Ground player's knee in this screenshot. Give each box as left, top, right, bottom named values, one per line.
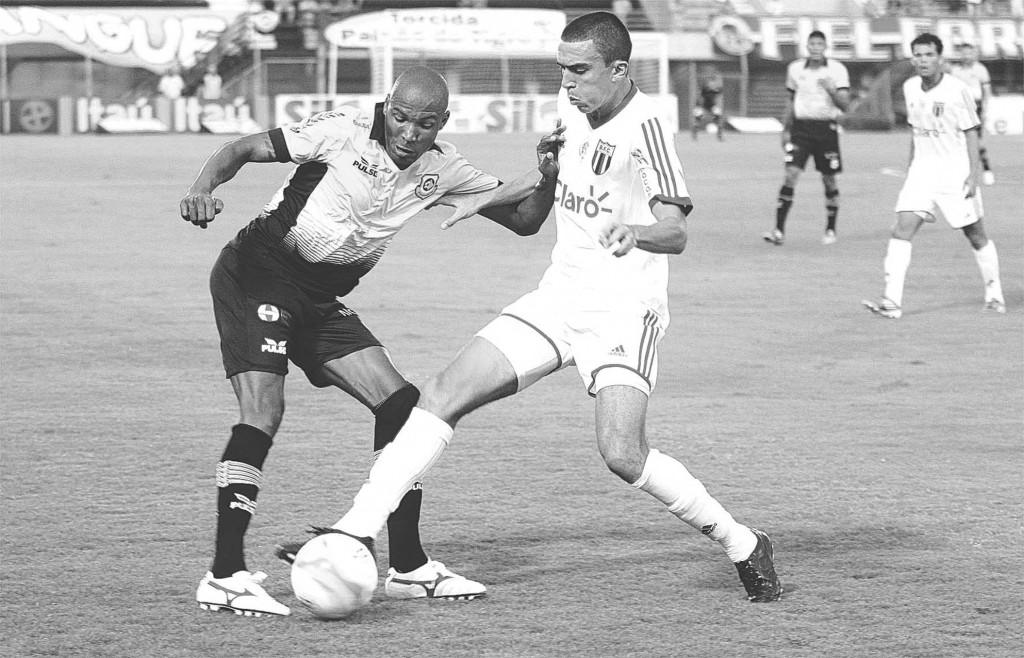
left=601, top=448, right=643, bottom=483
left=238, top=401, right=284, bottom=436
left=418, top=374, right=471, bottom=426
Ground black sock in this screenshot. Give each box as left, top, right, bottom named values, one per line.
left=211, top=424, right=272, bottom=578
left=979, top=146, right=991, bottom=172
left=776, top=185, right=794, bottom=232
left=825, top=188, right=839, bottom=232
left=373, top=384, right=429, bottom=573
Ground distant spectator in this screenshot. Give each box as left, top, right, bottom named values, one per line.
left=158, top=64, right=186, bottom=100
left=201, top=64, right=223, bottom=101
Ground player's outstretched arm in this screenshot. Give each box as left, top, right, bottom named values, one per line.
left=179, top=132, right=278, bottom=229
left=964, top=126, right=981, bottom=197
left=599, top=202, right=688, bottom=258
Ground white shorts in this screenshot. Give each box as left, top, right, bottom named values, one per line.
left=895, top=181, right=984, bottom=229
left=475, top=288, right=666, bottom=397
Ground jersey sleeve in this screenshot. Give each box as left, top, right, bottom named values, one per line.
left=958, top=85, right=981, bottom=131
left=785, top=61, right=798, bottom=92
left=273, top=111, right=358, bottom=164
left=632, top=117, right=693, bottom=215
left=438, top=150, right=501, bottom=195
left=978, top=63, right=992, bottom=86
left=834, top=62, right=851, bottom=90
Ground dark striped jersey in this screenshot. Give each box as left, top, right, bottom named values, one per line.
left=232, top=103, right=500, bottom=300
left=544, top=84, right=691, bottom=324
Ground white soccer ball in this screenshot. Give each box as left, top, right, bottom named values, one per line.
left=290, top=532, right=377, bottom=619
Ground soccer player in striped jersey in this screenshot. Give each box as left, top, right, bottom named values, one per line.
left=764, top=30, right=850, bottom=246
left=863, top=33, right=1005, bottom=319
left=180, top=66, right=557, bottom=616
left=324, top=12, right=782, bottom=604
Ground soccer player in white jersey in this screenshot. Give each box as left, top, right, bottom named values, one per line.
left=179, top=66, right=558, bottom=616
left=764, top=31, right=850, bottom=246
left=863, top=33, right=1005, bottom=319
left=950, top=43, right=996, bottom=185
left=319, top=11, right=783, bottom=604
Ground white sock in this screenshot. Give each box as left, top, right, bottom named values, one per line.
left=973, top=240, right=1004, bottom=303
left=334, top=408, right=452, bottom=539
left=883, top=238, right=912, bottom=307
left=632, top=449, right=757, bottom=562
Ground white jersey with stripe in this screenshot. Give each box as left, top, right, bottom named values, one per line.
left=950, top=61, right=991, bottom=102
left=236, top=104, right=499, bottom=299
left=539, top=85, right=692, bottom=326
left=787, top=58, right=850, bottom=121
left=903, top=74, right=980, bottom=192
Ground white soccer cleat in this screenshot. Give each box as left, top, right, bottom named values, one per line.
left=821, top=230, right=837, bottom=246
left=196, top=570, right=291, bottom=617
left=983, top=299, right=1006, bottom=314
left=384, top=559, right=487, bottom=601
left=762, top=229, right=784, bottom=246
left=862, top=297, right=902, bottom=319
left=982, top=171, right=995, bottom=186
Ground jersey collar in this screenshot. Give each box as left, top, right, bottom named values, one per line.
left=370, top=102, right=443, bottom=154
left=804, top=57, right=828, bottom=68
left=588, top=81, right=637, bottom=129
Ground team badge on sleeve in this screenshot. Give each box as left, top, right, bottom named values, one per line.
left=592, top=140, right=616, bottom=175
left=415, top=173, right=439, bottom=199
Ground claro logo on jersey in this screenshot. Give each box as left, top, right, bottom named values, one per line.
left=555, top=181, right=613, bottom=219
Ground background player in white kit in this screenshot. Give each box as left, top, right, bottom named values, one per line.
left=307, top=11, right=783, bottom=604
left=950, top=43, right=996, bottom=185
left=863, top=33, right=1005, bottom=319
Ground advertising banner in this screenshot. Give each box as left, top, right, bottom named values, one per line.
left=75, top=96, right=261, bottom=133
left=0, top=6, right=242, bottom=72
left=275, top=94, right=679, bottom=133
left=712, top=15, right=1023, bottom=61
left=7, top=98, right=59, bottom=134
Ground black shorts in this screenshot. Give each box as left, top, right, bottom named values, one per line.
left=786, top=119, right=842, bottom=174
left=209, top=245, right=383, bottom=387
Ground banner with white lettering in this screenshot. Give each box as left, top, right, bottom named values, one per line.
left=711, top=15, right=1023, bottom=60
left=75, top=96, right=260, bottom=133
left=0, top=6, right=242, bottom=72
left=275, top=94, right=679, bottom=133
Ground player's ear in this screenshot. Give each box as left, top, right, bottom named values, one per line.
left=439, top=110, right=450, bottom=130
left=611, top=59, right=629, bottom=81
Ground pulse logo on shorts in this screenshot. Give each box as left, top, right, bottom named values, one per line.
left=592, top=140, right=616, bottom=175
left=257, top=304, right=280, bottom=322
left=261, top=338, right=287, bottom=355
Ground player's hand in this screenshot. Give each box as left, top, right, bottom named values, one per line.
left=599, top=223, right=638, bottom=258
left=537, top=120, right=565, bottom=171
left=434, top=194, right=484, bottom=230
left=964, top=173, right=980, bottom=199
left=180, top=191, right=224, bottom=229
left=817, top=78, right=836, bottom=93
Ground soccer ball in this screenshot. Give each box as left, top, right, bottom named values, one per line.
left=290, top=532, right=377, bottom=619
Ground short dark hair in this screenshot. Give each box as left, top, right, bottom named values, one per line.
left=561, top=11, right=632, bottom=65
left=808, top=30, right=827, bottom=42
left=911, top=32, right=944, bottom=55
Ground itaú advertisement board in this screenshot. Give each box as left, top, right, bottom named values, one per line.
left=275, top=94, right=680, bottom=133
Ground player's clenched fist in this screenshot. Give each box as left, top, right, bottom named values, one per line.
left=180, top=191, right=224, bottom=229
left=600, top=222, right=638, bottom=258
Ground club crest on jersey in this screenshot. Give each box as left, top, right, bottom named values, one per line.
left=932, top=102, right=944, bottom=117
left=591, top=140, right=615, bottom=175
left=415, top=173, right=439, bottom=199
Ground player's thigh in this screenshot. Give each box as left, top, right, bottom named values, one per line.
left=935, top=191, right=983, bottom=231
left=571, top=307, right=664, bottom=398
left=474, top=290, right=572, bottom=393
left=783, top=138, right=811, bottom=172
left=811, top=130, right=842, bottom=175
left=418, top=336, right=521, bottom=426
left=291, top=302, right=399, bottom=405
left=209, top=245, right=297, bottom=380
left=594, top=385, right=650, bottom=482
left=319, top=347, right=408, bottom=410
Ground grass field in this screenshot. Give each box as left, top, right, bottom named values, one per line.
left=1, top=129, right=1021, bottom=658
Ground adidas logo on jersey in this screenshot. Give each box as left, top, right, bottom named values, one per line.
left=608, top=345, right=627, bottom=357
left=261, top=338, right=287, bottom=355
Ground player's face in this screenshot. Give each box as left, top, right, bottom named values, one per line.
left=807, top=37, right=827, bottom=61
left=557, top=40, right=626, bottom=116
left=383, top=98, right=449, bottom=169
left=912, top=43, right=942, bottom=79
left=960, top=46, right=977, bottom=65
